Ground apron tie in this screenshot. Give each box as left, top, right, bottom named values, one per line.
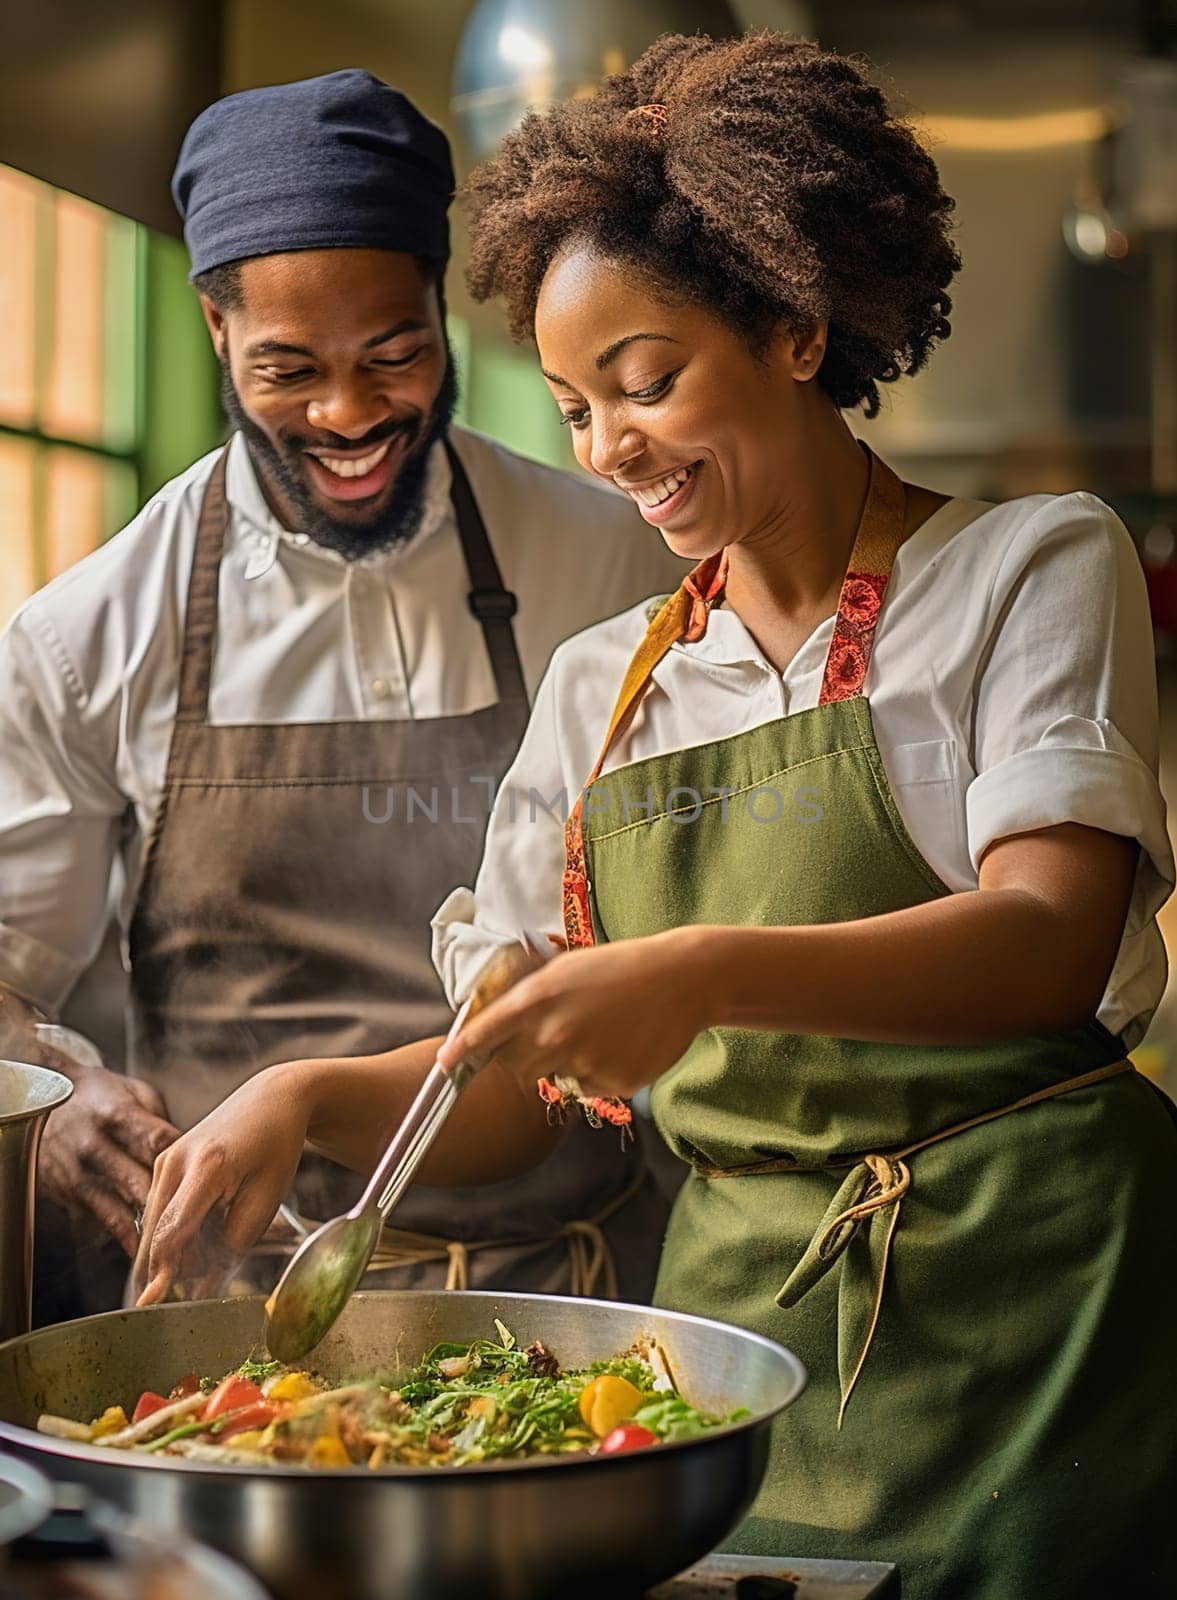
left=318, top=1164, right=651, bottom=1298
left=445, top=1241, right=469, bottom=1292
left=561, top=1219, right=618, bottom=1299
left=775, top=1153, right=910, bottom=1428
left=361, top=1220, right=614, bottom=1297
left=703, top=1057, right=1136, bottom=1426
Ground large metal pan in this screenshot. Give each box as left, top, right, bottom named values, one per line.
left=0, top=1291, right=805, bottom=1600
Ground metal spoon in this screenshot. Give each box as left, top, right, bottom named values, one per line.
left=264, top=935, right=552, bottom=1363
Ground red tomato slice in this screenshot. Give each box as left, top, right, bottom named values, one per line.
left=598, top=1424, right=659, bottom=1455
left=170, top=1373, right=201, bottom=1400
left=202, top=1375, right=265, bottom=1422
left=214, top=1401, right=277, bottom=1439
left=131, top=1391, right=169, bottom=1425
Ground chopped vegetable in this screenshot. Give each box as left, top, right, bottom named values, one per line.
left=309, top=1435, right=351, bottom=1468
left=523, top=1341, right=560, bottom=1377
left=202, top=1374, right=265, bottom=1422
left=132, top=1392, right=169, bottom=1425
left=169, top=1374, right=202, bottom=1400
left=38, top=1324, right=741, bottom=1470
left=145, top=1417, right=218, bottom=1453
left=214, top=1401, right=278, bottom=1439
left=265, top=1371, right=318, bottom=1402
left=36, top=1414, right=91, bottom=1442
left=94, top=1390, right=207, bottom=1449
left=633, top=1394, right=744, bottom=1442
left=599, top=1423, right=659, bottom=1454
left=578, top=1375, right=644, bottom=1437
left=89, top=1406, right=128, bottom=1440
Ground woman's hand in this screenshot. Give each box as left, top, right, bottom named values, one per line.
left=131, top=1062, right=314, bottom=1306
left=437, top=927, right=715, bottom=1101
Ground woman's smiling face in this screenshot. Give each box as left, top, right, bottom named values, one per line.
left=535, top=243, right=826, bottom=563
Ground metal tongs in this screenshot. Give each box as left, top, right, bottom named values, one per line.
left=264, top=932, right=555, bottom=1363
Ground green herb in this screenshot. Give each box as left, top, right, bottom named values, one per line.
left=237, top=1358, right=281, bottom=1384
left=376, top=1327, right=719, bottom=1467
left=97, top=1324, right=732, bottom=1469
left=633, top=1395, right=742, bottom=1441
left=583, top=1356, right=657, bottom=1390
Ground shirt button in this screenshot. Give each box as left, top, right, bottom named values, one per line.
left=370, top=678, right=391, bottom=700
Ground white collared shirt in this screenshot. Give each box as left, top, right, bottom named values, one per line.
left=434, top=491, right=1173, bottom=1050
left=0, top=427, right=687, bottom=1011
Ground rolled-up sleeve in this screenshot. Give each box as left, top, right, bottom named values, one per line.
left=965, top=492, right=1173, bottom=937
left=0, top=609, right=125, bottom=1011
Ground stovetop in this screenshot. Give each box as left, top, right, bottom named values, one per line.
left=652, top=1554, right=898, bottom=1599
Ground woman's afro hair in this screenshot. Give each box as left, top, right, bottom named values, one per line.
left=464, top=31, right=961, bottom=416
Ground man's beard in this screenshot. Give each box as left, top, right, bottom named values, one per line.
left=219, top=350, right=458, bottom=561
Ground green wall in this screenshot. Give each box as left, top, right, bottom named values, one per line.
left=140, top=231, right=224, bottom=498
left=451, top=314, right=572, bottom=472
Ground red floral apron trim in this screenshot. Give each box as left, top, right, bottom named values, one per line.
left=819, top=571, right=889, bottom=705
left=561, top=824, right=594, bottom=950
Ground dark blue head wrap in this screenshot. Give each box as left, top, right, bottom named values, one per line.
left=173, top=69, right=454, bottom=278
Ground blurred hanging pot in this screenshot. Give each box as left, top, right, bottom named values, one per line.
left=450, top=0, right=750, bottom=158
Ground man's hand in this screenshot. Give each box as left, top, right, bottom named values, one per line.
left=38, top=1059, right=181, bottom=1258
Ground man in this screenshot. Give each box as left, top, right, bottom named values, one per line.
left=0, top=70, right=683, bottom=1319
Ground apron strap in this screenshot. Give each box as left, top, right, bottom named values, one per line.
left=561, top=445, right=910, bottom=949
left=443, top=436, right=529, bottom=711
left=818, top=450, right=907, bottom=706
left=173, top=439, right=530, bottom=731
left=174, top=445, right=232, bottom=726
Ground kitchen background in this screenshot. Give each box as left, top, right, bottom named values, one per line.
left=2, top=0, right=1176, bottom=1092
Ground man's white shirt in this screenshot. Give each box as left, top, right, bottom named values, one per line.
left=0, top=426, right=686, bottom=1011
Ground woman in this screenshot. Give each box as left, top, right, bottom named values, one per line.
left=137, top=33, right=1176, bottom=1598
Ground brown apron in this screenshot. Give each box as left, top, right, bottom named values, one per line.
left=121, top=440, right=667, bottom=1300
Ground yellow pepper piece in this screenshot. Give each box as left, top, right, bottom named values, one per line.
left=309, top=1435, right=352, bottom=1468
left=224, top=1429, right=265, bottom=1450
left=88, top=1406, right=127, bottom=1440
left=267, top=1371, right=318, bottom=1402
left=578, top=1375, right=643, bottom=1438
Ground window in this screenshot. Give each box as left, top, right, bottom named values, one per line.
left=0, top=165, right=220, bottom=629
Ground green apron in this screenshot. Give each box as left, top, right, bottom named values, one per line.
left=566, top=452, right=1177, bottom=1599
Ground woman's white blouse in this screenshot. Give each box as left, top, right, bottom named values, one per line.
left=433, top=491, right=1173, bottom=1050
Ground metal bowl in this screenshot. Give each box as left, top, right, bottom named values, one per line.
left=0, top=1454, right=52, bottom=1555
left=0, top=1291, right=804, bottom=1600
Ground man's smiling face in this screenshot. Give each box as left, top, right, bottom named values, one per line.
left=201, top=247, right=456, bottom=558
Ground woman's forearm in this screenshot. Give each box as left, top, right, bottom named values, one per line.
left=284, top=1036, right=563, bottom=1186
left=695, top=887, right=1116, bottom=1046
